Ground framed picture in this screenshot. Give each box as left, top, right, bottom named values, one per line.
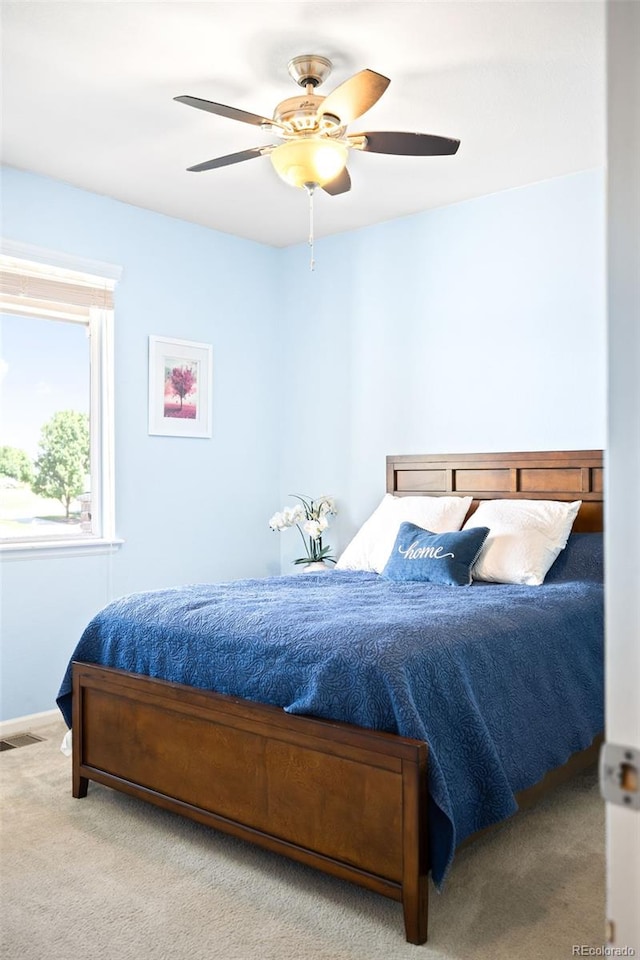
left=148, top=336, right=213, bottom=438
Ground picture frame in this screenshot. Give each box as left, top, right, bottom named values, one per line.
left=148, top=336, right=213, bottom=438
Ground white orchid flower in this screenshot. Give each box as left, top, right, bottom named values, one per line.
left=318, top=497, right=336, bottom=516
left=268, top=511, right=285, bottom=531
left=269, top=504, right=306, bottom=530
left=303, top=519, right=323, bottom=540
left=285, top=506, right=304, bottom=525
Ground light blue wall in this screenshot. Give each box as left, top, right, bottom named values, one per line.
left=276, top=169, right=606, bottom=563
left=1, top=167, right=281, bottom=720
left=0, top=166, right=606, bottom=718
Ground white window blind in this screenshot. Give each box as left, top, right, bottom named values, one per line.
left=0, top=259, right=114, bottom=311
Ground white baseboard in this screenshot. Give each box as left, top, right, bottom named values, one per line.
left=0, top=709, right=60, bottom=739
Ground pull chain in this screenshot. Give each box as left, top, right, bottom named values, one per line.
left=306, top=183, right=316, bottom=272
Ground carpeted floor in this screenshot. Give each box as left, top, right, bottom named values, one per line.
left=1, top=718, right=604, bottom=960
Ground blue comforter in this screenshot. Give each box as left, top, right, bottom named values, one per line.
left=57, top=559, right=603, bottom=886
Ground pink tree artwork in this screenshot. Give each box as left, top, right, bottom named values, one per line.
left=163, top=360, right=198, bottom=419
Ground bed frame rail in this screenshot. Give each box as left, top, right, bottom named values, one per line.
left=73, top=663, right=429, bottom=944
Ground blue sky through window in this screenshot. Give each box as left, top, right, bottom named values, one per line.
left=1, top=313, right=90, bottom=459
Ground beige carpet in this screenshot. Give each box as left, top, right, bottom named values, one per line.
left=1, top=718, right=604, bottom=960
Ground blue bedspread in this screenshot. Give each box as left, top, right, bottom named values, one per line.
left=57, top=563, right=603, bottom=885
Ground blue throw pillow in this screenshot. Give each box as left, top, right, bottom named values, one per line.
left=544, top=533, right=604, bottom=583
left=382, top=522, right=491, bottom=586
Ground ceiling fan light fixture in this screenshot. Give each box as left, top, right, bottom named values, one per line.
left=270, top=138, right=348, bottom=189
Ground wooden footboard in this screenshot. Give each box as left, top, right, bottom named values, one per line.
left=72, top=662, right=429, bottom=944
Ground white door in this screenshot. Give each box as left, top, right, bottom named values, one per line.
left=604, top=1, right=640, bottom=952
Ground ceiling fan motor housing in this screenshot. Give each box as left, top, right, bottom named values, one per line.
left=273, top=95, right=342, bottom=135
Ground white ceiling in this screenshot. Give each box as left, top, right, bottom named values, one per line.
left=1, top=1, right=605, bottom=248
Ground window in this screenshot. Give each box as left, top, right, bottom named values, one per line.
left=0, top=245, right=120, bottom=556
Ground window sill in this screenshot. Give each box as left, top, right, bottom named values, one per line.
left=0, top=537, right=124, bottom=561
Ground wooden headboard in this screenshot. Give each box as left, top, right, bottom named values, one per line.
left=386, top=450, right=603, bottom=532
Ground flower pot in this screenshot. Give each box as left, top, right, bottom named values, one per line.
left=300, top=561, right=331, bottom=573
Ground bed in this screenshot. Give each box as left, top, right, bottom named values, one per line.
left=59, top=449, right=604, bottom=944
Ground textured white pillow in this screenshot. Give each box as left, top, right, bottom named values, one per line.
left=464, top=498, right=582, bottom=585
left=336, top=494, right=473, bottom=573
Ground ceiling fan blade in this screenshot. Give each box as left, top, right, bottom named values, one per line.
left=186, top=146, right=274, bottom=173
left=322, top=167, right=352, bottom=196
left=175, top=95, right=281, bottom=129
left=352, top=131, right=460, bottom=156
left=319, top=69, right=390, bottom=124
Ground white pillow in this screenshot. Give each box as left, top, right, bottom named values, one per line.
left=464, top=498, right=582, bottom=585
left=336, top=494, right=472, bottom=573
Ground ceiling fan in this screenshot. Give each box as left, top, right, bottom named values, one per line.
left=175, top=54, right=460, bottom=195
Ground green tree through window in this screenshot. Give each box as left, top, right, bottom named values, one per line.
left=32, top=410, right=90, bottom=519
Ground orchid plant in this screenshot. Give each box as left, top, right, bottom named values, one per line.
left=269, top=494, right=337, bottom=566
